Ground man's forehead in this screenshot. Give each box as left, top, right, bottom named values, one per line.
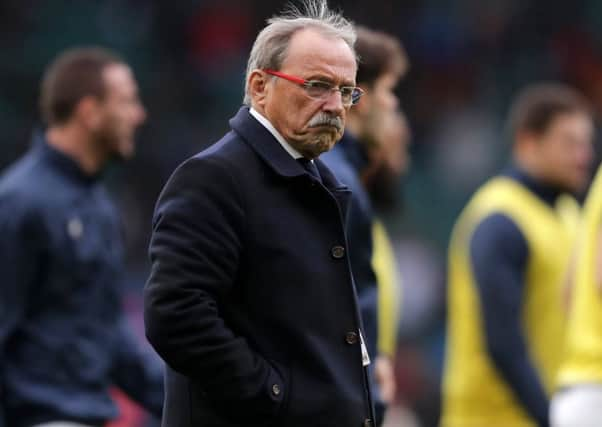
left=103, top=63, right=137, bottom=92
left=282, top=29, right=357, bottom=80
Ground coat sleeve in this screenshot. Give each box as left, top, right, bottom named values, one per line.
left=144, top=156, right=284, bottom=418
left=470, top=213, right=549, bottom=427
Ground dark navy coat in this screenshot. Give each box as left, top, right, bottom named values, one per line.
left=321, top=133, right=385, bottom=418
left=144, top=107, right=374, bottom=427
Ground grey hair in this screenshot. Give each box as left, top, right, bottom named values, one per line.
left=243, top=0, right=357, bottom=105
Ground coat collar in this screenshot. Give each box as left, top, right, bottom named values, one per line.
left=229, top=106, right=349, bottom=193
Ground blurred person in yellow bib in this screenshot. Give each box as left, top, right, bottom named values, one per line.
left=441, top=83, right=594, bottom=427
left=551, top=163, right=602, bottom=426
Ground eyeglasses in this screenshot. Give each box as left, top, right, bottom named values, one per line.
left=263, top=69, right=364, bottom=106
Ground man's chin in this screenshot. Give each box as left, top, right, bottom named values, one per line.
left=309, top=136, right=338, bottom=157
left=291, top=127, right=345, bottom=157
left=117, top=141, right=136, bottom=160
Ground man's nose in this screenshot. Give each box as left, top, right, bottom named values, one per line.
left=136, top=104, right=147, bottom=125
left=322, top=89, right=345, bottom=115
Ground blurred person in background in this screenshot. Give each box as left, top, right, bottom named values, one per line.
left=0, top=47, right=163, bottom=427
left=552, top=163, right=602, bottom=426
left=441, top=83, right=594, bottom=427
left=144, top=1, right=377, bottom=426
left=369, top=110, right=417, bottom=427
left=368, top=109, right=411, bottom=351
left=320, top=26, right=408, bottom=426
left=363, top=109, right=411, bottom=199
left=370, top=110, right=412, bottom=424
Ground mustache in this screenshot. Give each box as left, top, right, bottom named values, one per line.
left=308, top=113, right=343, bottom=132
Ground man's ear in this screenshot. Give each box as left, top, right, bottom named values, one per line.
left=514, top=130, right=540, bottom=156
left=74, top=96, right=103, bottom=130
left=248, top=70, right=270, bottom=108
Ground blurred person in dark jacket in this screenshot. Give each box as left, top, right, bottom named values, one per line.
left=0, top=47, right=163, bottom=427
left=143, top=1, right=379, bottom=426
left=320, top=26, right=408, bottom=427
left=441, top=83, right=594, bottom=427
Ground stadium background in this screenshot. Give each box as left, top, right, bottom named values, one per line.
left=2, top=0, right=602, bottom=425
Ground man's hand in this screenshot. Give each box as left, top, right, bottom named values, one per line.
left=375, top=355, right=396, bottom=403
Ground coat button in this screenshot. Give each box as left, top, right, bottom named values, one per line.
left=272, top=383, right=281, bottom=396
left=345, top=331, right=358, bottom=345
left=363, top=419, right=373, bottom=427
left=331, top=245, right=345, bottom=259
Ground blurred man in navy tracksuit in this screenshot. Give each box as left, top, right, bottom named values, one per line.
left=0, top=47, right=163, bottom=427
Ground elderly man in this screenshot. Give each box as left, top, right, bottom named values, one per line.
left=144, top=1, right=375, bottom=426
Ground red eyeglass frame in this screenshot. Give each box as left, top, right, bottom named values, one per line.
left=263, top=69, right=364, bottom=105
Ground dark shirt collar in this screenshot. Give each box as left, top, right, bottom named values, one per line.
left=504, top=164, right=562, bottom=207
left=33, top=131, right=101, bottom=185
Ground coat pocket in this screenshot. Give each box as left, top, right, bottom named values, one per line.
left=190, top=358, right=292, bottom=426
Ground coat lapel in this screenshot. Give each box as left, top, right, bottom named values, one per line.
left=229, top=106, right=352, bottom=217
left=229, top=107, right=305, bottom=179
left=315, top=157, right=352, bottom=220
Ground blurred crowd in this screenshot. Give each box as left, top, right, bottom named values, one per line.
left=3, top=1, right=602, bottom=426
